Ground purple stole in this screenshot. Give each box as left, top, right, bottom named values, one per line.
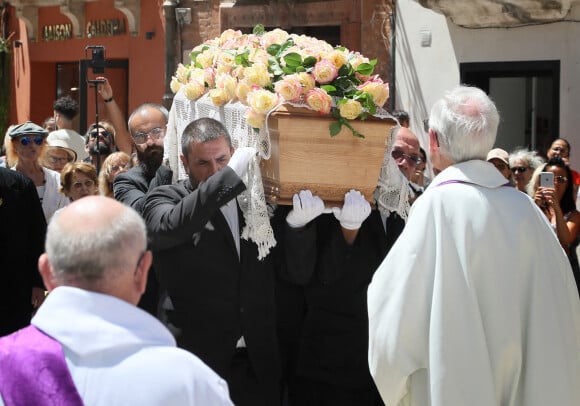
left=0, top=325, right=84, bottom=406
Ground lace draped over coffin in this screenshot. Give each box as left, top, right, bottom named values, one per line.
left=165, top=90, right=409, bottom=259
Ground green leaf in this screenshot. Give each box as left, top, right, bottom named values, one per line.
left=253, top=24, right=265, bottom=36
left=295, top=66, right=306, bottom=73
left=303, top=56, right=317, bottom=67
left=282, top=66, right=295, bottom=75
left=321, top=84, right=337, bottom=93
left=356, top=62, right=374, bottom=76
left=338, top=64, right=353, bottom=77
left=235, top=49, right=251, bottom=67
left=329, top=121, right=342, bottom=137
left=278, top=38, right=295, bottom=55
left=267, top=44, right=281, bottom=56
left=189, top=50, right=201, bottom=64
left=283, top=52, right=302, bottom=67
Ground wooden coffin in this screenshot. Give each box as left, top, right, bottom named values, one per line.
left=260, top=105, right=395, bottom=206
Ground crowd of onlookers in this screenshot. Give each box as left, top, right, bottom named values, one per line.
left=1, top=84, right=580, bottom=405
left=484, top=139, right=580, bottom=284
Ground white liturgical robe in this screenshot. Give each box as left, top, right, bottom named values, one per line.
left=368, top=159, right=580, bottom=406
left=0, top=286, right=233, bottom=406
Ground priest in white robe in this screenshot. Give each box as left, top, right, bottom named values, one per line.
left=368, top=85, right=580, bottom=406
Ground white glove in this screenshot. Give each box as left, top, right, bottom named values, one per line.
left=286, top=190, right=326, bottom=228
left=227, top=147, right=257, bottom=178
left=332, top=189, right=371, bottom=230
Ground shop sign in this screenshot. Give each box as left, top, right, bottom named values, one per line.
left=42, top=24, right=73, bottom=41
left=86, top=19, right=126, bottom=38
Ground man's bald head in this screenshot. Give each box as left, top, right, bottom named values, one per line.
left=392, top=126, right=421, bottom=180
left=40, top=196, right=149, bottom=302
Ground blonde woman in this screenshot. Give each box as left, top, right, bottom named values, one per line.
left=6, top=121, right=69, bottom=222
left=98, top=151, right=131, bottom=197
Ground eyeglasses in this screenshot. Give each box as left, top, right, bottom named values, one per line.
left=89, top=130, right=111, bottom=139
left=19, top=135, right=44, bottom=146
left=551, top=146, right=569, bottom=157
left=511, top=166, right=529, bottom=174
left=72, top=179, right=95, bottom=190
left=132, top=127, right=164, bottom=145
left=554, top=175, right=568, bottom=184
left=391, top=150, right=422, bottom=166
left=47, top=155, right=73, bottom=165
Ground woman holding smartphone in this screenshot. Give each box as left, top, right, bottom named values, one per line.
left=530, top=156, right=580, bottom=290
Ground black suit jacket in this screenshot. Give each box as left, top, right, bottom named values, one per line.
left=113, top=164, right=173, bottom=213
left=0, top=168, right=46, bottom=335
left=143, top=167, right=280, bottom=384
left=284, top=209, right=402, bottom=388
left=113, top=164, right=173, bottom=314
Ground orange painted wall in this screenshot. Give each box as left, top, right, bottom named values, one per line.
left=9, top=0, right=165, bottom=130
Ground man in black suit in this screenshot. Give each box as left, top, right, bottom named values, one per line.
left=143, top=118, right=280, bottom=406
left=0, top=167, right=47, bottom=335
left=281, top=126, right=422, bottom=406
left=113, top=103, right=173, bottom=315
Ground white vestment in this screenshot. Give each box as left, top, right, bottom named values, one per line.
left=0, top=286, right=233, bottom=406
left=368, top=160, right=580, bottom=406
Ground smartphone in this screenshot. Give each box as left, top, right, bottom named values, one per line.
left=539, top=171, right=554, bottom=188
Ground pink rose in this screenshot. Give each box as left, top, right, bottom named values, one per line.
left=312, top=59, right=338, bottom=84
left=305, top=88, right=332, bottom=114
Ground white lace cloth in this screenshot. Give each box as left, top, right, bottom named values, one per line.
left=165, top=89, right=409, bottom=259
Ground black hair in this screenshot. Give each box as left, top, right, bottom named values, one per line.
left=53, top=96, right=79, bottom=120
left=542, top=155, right=575, bottom=214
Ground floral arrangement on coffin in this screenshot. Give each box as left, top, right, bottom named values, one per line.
left=170, top=25, right=390, bottom=138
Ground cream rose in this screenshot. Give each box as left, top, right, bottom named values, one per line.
left=209, top=88, right=231, bottom=106
left=312, top=59, right=338, bottom=84
left=247, top=89, right=279, bottom=114
left=296, top=72, right=315, bottom=92
left=338, top=99, right=363, bottom=120
left=243, top=63, right=271, bottom=88
left=245, top=108, right=266, bottom=129
left=175, top=63, right=189, bottom=83
left=274, top=76, right=303, bottom=102
left=327, top=50, right=348, bottom=69
left=235, top=81, right=252, bottom=105
left=260, top=28, right=290, bottom=49
left=358, top=79, right=389, bottom=107
left=170, top=77, right=182, bottom=94
left=305, top=88, right=332, bottom=114
left=196, top=49, right=216, bottom=69
left=215, top=73, right=237, bottom=99
left=183, top=79, right=205, bottom=101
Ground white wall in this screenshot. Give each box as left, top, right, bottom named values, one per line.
left=396, top=0, right=580, bottom=169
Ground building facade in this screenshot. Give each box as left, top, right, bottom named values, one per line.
left=3, top=0, right=395, bottom=140
left=396, top=0, right=580, bottom=169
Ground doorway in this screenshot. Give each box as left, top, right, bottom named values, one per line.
left=460, top=60, right=559, bottom=156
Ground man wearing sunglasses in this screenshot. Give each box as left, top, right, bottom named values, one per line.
left=84, top=122, right=116, bottom=170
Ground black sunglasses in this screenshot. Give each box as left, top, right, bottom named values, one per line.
left=511, top=166, right=529, bottom=174
left=19, top=135, right=44, bottom=146
left=391, top=149, right=422, bottom=166
left=89, top=130, right=111, bottom=139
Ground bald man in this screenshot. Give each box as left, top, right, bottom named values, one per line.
left=0, top=196, right=233, bottom=406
